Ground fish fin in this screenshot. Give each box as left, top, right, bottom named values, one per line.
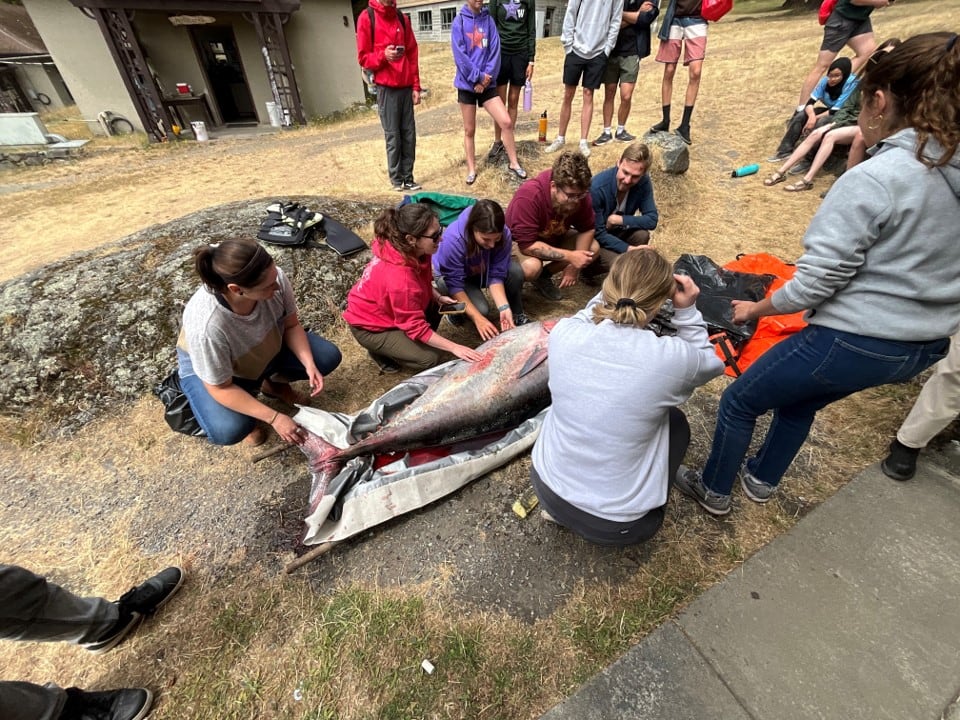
left=302, top=432, right=342, bottom=473
left=518, top=344, right=549, bottom=377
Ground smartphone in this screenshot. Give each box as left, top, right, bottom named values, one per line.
left=438, top=301, right=466, bottom=315
left=395, top=45, right=405, bottom=55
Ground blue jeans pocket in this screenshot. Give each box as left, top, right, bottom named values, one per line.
left=812, top=336, right=911, bottom=391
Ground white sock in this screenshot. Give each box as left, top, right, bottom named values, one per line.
left=796, top=104, right=806, bottom=113
left=579, top=138, right=589, bottom=145
left=555, top=135, right=565, bottom=144
left=604, top=126, right=612, bottom=134
left=617, top=125, right=625, bottom=133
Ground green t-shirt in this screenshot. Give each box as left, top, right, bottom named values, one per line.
left=837, top=0, right=874, bottom=22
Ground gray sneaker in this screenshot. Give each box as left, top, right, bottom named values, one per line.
left=614, top=128, right=636, bottom=142
left=788, top=159, right=812, bottom=176
left=739, top=461, right=777, bottom=503
left=533, top=270, right=562, bottom=301
left=675, top=465, right=732, bottom=516
left=593, top=130, right=613, bottom=146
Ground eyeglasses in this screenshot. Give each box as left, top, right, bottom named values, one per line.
left=419, top=228, right=443, bottom=242
left=558, top=186, right=588, bottom=202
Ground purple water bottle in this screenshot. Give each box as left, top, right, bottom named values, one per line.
left=523, top=80, right=533, bottom=113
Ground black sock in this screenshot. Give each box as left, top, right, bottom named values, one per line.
left=679, top=104, right=694, bottom=130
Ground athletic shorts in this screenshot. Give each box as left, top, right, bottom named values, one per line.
left=457, top=86, right=500, bottom=106
left=497, top=52, right=529, bottom=87
left=602, top=53, right=641, bottom=85
left=820, top=13, right=873, bottom=53
left=562, top=51, right=607, bottom=90
left=655, top=18, right=708, bottom=65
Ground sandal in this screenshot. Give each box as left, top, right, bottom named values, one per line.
left=465, top=172, right=476, bottom=185
left=784, top=179, right=814, bottom=192
left=508, top=165, right=528, bottom=180
left=763, top=171, right=786, bottom=187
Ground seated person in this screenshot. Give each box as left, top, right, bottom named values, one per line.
left=530, top=249, right=724, bottom=546
left=589, top=141, right=659, bottom=276
left=177, top=239, right=342, bottom=447
left=433, top=199, right=529, bottom=341
left=343, top=204, right=483, bottom=373
left=504, top=151, right=600, bottom=302
left=769, top=56, right=857, bottom=162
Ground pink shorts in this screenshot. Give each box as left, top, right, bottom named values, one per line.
left=655, top=21, right=708, bottom=65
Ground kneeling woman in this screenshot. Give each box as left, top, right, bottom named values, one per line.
left=531, top=250, right=724, bottom=545
left=343, top=204, right=483, bottom=372
left=433, top=199, right=527, bottom=341
left=177, top=239, right=343, bottom=446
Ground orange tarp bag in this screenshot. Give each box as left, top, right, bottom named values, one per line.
left=720, top=253, right=807, bottom=377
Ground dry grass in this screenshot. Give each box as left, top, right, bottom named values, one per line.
left=2, top=2, right=958, bottom=718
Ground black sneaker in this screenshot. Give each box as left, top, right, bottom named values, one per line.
left=402, top=180, right=422, bottom=191
left=614, top=128, right=636, bottom=142
left=674, top=465, right=731, bottom=516
left=533, top=270, right=562, bottom=301
left=674, top=126, right=692, bottom=145
left=368, top=350, right=400, bottom=375
left=487, top=140, right=504, bottom=160
left=648, top=121, right=669, bottom=134
left=513, top=312, right=530, bottom=326
left=61, top=687, right=154, bottom=720
left=592, top=130, right=613, bottom=146
left=881, top=439, right=920, bottom=481
left=84, top=567, right=184, bottom=654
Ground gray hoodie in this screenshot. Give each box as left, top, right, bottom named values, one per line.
left=772, top=128, right=960, bottom=342
left=561, top=0, right=624, bottom=60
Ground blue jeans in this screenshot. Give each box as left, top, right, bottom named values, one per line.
left=434, top=259, right=525, bottom=317
left=178, top=332, right=342, bottom=446
left=702, top=325, right=949, bottom=495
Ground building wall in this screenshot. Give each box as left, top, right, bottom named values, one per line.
left=395, top=0, right=567, bottom=44
left=289, top=0, right=366, bottom=119
left=21, top=0, right=139, bottom=134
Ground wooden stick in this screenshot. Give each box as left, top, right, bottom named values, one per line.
left=284, top=542, right=337, bottom=573
left=252, top=444, right=294, bottom=463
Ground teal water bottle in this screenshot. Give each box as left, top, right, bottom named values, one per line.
left=731, top=164, right=760, bottom=178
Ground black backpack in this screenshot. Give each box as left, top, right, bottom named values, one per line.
left=257, top=201, right=323, bottom=247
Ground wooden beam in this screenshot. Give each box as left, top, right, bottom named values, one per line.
left=70, top=0, right=300, bottom=14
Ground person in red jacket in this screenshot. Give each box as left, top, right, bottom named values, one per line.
left=356, top=0, right=423, bottom=192
left=343, top=204, right=484, bottom=373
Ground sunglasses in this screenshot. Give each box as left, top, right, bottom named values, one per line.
left=420, top=228, right=443, bottom=242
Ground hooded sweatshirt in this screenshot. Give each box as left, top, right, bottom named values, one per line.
left=343, top=238, right=435, bottom=343
left=451, top=3, right=501, bottom=91
left=433, top=205, right=514, bottom=294
left=356, top=0, right=421, bottom=91
left=561, top=0, right=624, bottom=60
left=772, top=128, right=960, bottom=342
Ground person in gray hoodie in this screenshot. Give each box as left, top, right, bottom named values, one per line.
left=675, top=32, right=960, bottom=517
left=543, top=0, right=624, bottom=159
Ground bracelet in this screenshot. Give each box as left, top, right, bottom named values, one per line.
left=528, top=61, right=535, bottom=65
left=497, top=304, right=510, bottom=312
left=268, top=411, right=279, bottom=426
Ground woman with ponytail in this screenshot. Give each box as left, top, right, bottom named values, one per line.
left=678, top=33, right=960, bottom=517
left=177, top=239, right=342, bottom=447
left=530, top=249, right=723, bottom=545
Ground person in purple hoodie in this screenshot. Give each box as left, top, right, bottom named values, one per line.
left=433, top=199, right=528, bottom=340
left=452, top=0, right=528, bottom=185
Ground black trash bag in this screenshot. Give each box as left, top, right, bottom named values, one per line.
left=152, top=369, right=206, bottom=437
left=674, top=254, right=776, bottom=346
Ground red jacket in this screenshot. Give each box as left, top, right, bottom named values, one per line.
left=356, top=0, right=422, bottom=91
left=343, top=237, right=435, bottom=343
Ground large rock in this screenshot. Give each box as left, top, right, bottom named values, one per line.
left=644, top=131, right=690, bottom=175
left=0, top=196, right=380, bottom=434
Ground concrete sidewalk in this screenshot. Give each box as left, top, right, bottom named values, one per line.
left=541, top=446, right=960, bottom=720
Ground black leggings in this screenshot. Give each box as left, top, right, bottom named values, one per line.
left=531, top=407, right=691, bottom=546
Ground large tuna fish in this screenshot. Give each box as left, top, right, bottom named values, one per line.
left=303, top=320, right=554, bottom=489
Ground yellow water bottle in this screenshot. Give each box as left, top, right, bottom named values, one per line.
left=538, top=110, right=548, bottom=143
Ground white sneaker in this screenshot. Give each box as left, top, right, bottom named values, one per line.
left=544, top=137, right=565, bottom=153
left=578, top=139, right=591, bottom=158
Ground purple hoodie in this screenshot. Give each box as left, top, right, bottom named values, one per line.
left=433, top=206, right=513, bottom=294
left=451, top=3, right=501, bottom=91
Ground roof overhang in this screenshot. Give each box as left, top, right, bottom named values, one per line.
left=68, top=0, right=300, bottom=13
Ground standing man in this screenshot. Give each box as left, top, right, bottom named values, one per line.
left=589, top=142, right=659, bottom=275
left=593, top=0, right=660, bottom=146
left=488, top=0, right=537, bottom=162
left=648, top=0, right=707, bottom=145
left=544, top=0, right=624, bottom=159
left=357, top=0, right=423, bottom=192
left=505, top=151, right=599, bottom=301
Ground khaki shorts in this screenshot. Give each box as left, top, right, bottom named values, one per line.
left=602, top=53, right=641, bottom=85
